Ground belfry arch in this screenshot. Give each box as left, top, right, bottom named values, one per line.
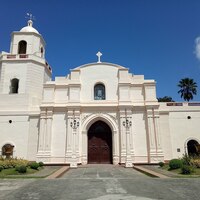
left=81, top=113, right=119, bottom=165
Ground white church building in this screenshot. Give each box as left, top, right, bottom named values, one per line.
left=0, top=20, right=200, bottom=168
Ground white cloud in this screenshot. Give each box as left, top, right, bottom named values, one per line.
left=195, top=37, right=200, bottom=60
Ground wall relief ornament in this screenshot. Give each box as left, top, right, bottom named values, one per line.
left=81, top=112, right=117, bottom=124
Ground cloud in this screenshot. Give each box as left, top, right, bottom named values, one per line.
left=195, top=37, right=200, bottom=60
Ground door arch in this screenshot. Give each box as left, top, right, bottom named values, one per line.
left=88, top=120, right=112, bottom=164
left=187, top=140, right=200, bottom=156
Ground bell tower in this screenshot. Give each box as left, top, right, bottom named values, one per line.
left=0, top=19, right=52, bottom=108
left=10, top=20, right=45, bottom=58
left=0, top=17, right=53, bottom=161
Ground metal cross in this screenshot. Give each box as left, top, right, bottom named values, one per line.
left=26, top=13, right=35, bottom=21
left=96, top=51, right=102, bottom=63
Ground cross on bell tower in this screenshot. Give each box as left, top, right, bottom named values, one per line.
left=96, top=51, right=102, bottom=63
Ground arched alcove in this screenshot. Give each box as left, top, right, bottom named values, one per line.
left=187, top=140, right=200, bottom=156
left=10, top=78, right=19, bottom=94
left=94, top=83, right=105, bottom=100
left=41, top=46, right=44, bottom=57
left=2, top=144, right=14, bottom=158
left=18, top=40, right=27, bottom=54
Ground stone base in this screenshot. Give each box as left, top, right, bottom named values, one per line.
left=125, top=161, right=133, bottom=168
left=70, top=162, right=78, bottom=168
left=149, top=151, right=164, bottom=163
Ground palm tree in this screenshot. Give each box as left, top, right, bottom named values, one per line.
left=178, top=78, right=197, bottom=101
left=158, top=96, right=174, bottom=102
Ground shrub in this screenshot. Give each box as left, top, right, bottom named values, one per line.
left=181, top=154, right=191, bottom=166
left=38, top=161, right=44, bottom=167
left=0, top=165, right=3, bottom=172
left=17, top=165, right=27, bottom=173
left=30, top=162, right=39, bottom=170
left=181, top=165, right=192, bottom=175
left=15, top=165, right=20, bottom=172
left=169, top=159, right=182, bottom=170
left=190, top=158, right=200, bottom=168
left=0, top=158, right=29, bottom=169
left=158, top=162, right=164, bottom=167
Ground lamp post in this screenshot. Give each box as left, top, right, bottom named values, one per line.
left=122, top=109, right=133, bottom=168
left=70, top=114, right=79, bottom=168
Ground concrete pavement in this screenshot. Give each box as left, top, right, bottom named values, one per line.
left=1, top=164, right=200, bottom=200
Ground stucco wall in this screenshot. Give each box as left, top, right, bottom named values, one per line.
left=0, top=115, right=30, bottom=159
left=80, top=64, right=119, bottom=102
left=159, top=103, right=200, bottom=160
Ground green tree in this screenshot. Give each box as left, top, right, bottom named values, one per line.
left=178, top=78, right=197, bottom=101
left=157, top=96, right=174, bottom=102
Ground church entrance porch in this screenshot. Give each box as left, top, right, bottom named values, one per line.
left=88, top=121, right=112, bottom=164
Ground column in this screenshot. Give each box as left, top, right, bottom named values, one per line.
left=37, top=109, right=47, bottom=153
left=146, top=108, right=164, bottom=163
left=70, top=128, right=77, bottom=168
left=81, top=130, right=87, bottom=164
left=119, top=110, right=126, bottom=163
left=65, top=110, right=73, bottom=161
left=38, top=117, right=45, bottom=153
left=69, top=109, right=80, bottom=168
left=45, top=109, right=53, bottom=155
left=122, top=108, right=133, bottom=168
left=113, top=130, right=119, bottom=165
left=125, top=128, right=132, bottom=167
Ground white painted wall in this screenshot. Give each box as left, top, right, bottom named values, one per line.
left=51, top=112, right=67, bottom=162
left=132, top=111, right=148, bottom=163
left=80, top=64, right=119, bottom=102
left=27, top=116, right=39, bottom=160
left=0, top=115, right=29, bottom=159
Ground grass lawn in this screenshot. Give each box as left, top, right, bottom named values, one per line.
left=0, top=167, right=41, bottom=178
left=161, top=164, right=200, bottom=176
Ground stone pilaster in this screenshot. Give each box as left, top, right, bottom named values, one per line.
left=81, top=130, right=87, bottom=164
left=119, top=110, right=126, bottom=163
left=45, top=109, right=53, bottom=155
left=37, top=108, right=52, bottom=162
left=65, top=110, right=73, bottom=162
left=113, top=130, right=119, bottom=165
left=146, top=108, right=164, bottom=163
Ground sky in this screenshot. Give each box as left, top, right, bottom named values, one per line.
left=0, top=0, right=200, bottom=101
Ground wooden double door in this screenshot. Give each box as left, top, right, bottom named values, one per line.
left=88, top=121, right=112, bottom=164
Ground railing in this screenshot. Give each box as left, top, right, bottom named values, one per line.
left=7, top=54, right=28, bottom=59
left=166, top=102, right=200, bottom=106
left=188, top=103, right=200, bottom=106
left=3, top=54, right=52, bottom=73
left=6, top=55, right=17, bottom=59
left=166, top=103, right=183, bottom=106
left=45, top=61, right=52, bottom=72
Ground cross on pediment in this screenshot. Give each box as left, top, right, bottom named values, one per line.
left=96, top=51, right=102, bottom=63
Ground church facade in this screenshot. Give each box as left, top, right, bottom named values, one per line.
left=0, top=20, right=200, bottom=167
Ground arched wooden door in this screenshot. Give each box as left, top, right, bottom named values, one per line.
left=88, top=121, right=112, bottom=164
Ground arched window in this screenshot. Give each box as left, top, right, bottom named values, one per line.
left=18, top=40, right=27, bottom=54
left=187, top=140, right=200, bottom=156
left=94, top=84, right=105, bottom=100
left=10, top=78, right=19, bottom=94
left=2, top=144, right=14, bottom=159
left=41, top=47, right=44, bottom=57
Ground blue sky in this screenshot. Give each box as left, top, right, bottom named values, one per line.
left=0, top=0, right=200, bottom=101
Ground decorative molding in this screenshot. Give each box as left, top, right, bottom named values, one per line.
left=81, top=112, right=118, bottom=124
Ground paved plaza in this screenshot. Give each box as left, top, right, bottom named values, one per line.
left=0, top=165, right=200, bottom=200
